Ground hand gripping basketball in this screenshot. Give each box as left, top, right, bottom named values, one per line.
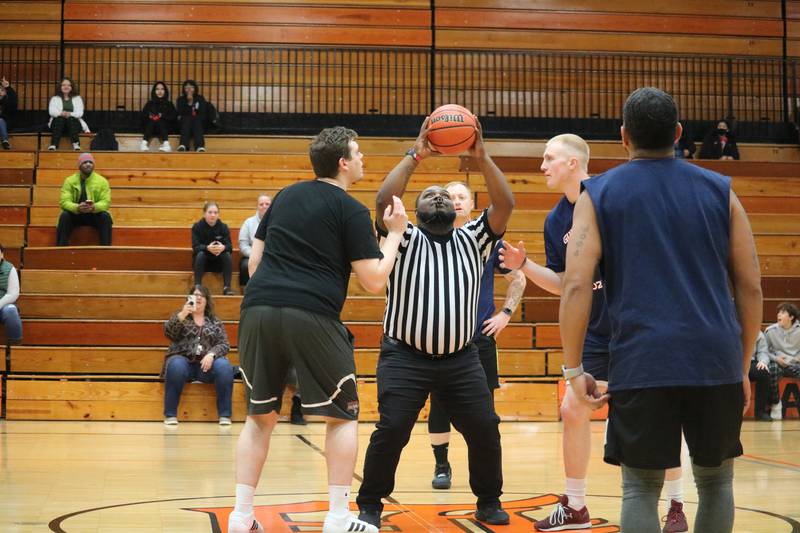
left=383, top=195, right=408, bottom=234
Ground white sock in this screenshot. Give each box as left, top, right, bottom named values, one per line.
left=329, top=485, right=351, bottom=517
left=233, top=483, right=255, bottom=516
left=565, top=477, right=586, bottom=510
left=664, top=477, right=683, bottom=508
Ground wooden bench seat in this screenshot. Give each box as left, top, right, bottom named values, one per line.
left=22, top=246, right=237, bottom=271
left=8, top=346, right=558, bottom=377
left=0, top=225, right=25, bottom=247
left=4, top=375, right=559, bottom=421
left=19, top=319, right=534, bottom=349
left=0, top=206, right=28, bottom=224
left=0, top=187, right=31, bottom=206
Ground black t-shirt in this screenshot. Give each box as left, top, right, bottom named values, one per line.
left=241, top=180, right=382, bottom=319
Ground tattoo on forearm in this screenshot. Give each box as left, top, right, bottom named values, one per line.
left=751, top=248, right=759, bottom=270
left=504, top=272, right=525, bottom=310
left=573, top=224, right=589, bottom=257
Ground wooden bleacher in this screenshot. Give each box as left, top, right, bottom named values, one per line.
left=3, top=139, right=800, bottom=422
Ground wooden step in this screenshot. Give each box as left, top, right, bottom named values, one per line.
left=22, top=246, right=237, bottom=271
left=20, top=319, right=534, bottom=349
left=0, top=187, right=31, bottom=206
left=0, top=225, right=25, bottom=247
left=4, top=375, right=560, bottom=421
left=0, top=206, right=28, bottom=224
left=8, top=346, right=557, bottom=377
left=16, top=294, right=520, bottom=322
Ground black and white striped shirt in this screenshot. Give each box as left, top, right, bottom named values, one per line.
left=382, top=210, right=499, bottom=355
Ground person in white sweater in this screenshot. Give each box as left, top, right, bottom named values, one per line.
left=0, top=242, right=21, bottom=343
left=48, top=77, right=90, bottom=151
left=238, top=194, right=271, bottom=288
left=764, top=302, right=800, bottom=419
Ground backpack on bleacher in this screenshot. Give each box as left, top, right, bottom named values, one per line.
left=90, top=128, right=119, bottom=151
left=204, top=101, right=222, bottom=133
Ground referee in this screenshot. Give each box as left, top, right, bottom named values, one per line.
left=356, top=117, right=514, bottom=527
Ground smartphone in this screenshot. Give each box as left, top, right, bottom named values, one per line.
left=187, top=295, right=197, bottom=309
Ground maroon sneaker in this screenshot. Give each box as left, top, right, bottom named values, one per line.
left=534, top=495, right=591, bottom=531
left=662, top=499, right=689, bottom=532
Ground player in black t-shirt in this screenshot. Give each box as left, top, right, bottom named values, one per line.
left=228, top=127, right=408, bottom=533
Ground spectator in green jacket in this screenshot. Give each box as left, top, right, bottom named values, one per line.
left=56, top=152, right=113, bottom=246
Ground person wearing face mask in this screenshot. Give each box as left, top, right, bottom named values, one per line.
left=191, top=201, right=233, bottom=295
left=356, top=116, right=515, bottom=528
left=176, top=79, right=208, bottom=152
left=699, top=119, right=740, bottom=160
left=141, top=81, right=177, bottom=152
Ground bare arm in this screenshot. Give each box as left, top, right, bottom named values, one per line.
left=499, top=240, right=563, bottom=295
left=376, top=119, right=434, bottom=232
left=470, top=119, right=514, bottom=235
left=728, top=191, right=763, bottom=391
left=352, top=197, right=408, bottom=293
left=248, top=238, right=265, bottom=277
left=480, top=269, right=526, bottom=337
left=559, top=191, right=607, bottom=409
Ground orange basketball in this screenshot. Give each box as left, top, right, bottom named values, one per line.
left=427, top=104, right=477, bottom=154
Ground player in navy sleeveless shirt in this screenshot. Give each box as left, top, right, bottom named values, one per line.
left=560, top=88, right=762, bottom=533
left=500, top=134, right=685, bottom=531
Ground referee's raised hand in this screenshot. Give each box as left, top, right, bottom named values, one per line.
left=383, top=195, right=408, bottom=234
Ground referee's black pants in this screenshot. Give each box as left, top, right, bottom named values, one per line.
left=357, top=336, right=503, bottom=511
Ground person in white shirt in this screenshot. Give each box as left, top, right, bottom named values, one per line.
left=238, top=194, right=271, bottom=288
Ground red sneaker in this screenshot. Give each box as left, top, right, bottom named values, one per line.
left=534, top=495, right=591, bottom=531
left=662, top=500, right=689, bottom=532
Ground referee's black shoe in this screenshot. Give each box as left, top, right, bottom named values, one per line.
left=475, top=504, right=510, bottom=525
left=431, top=462, right=452, bottom=489
left=357, top=507, right=381, bottom=528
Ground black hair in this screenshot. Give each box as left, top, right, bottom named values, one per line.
left=181, top=80, right=200, bottom=96
left=56, top=77, right=79, bottom=97
left=150, top=81, right=170, bottom=101
left=622, top=87, right=678, bottom=150
left=777, top=302, right=800, bottom=324
left=309, top=126, right=358, bottom=178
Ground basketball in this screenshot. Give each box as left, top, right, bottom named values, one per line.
left=427, top=104, right=477, bottom=154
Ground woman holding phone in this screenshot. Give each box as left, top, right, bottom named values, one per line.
left=161, top=284, right=234, bottom=425
left=191, top=201, right=234, bottom=295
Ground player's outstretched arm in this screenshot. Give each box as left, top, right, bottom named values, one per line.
left=500, top=240, right=563, bottom=295
left=352, top=196, right=408, bottom=293
left=376, top=118, right=434, bottom=232
left=728, top=190, right=763, bottom=414
left=470, top=118, right=513, bottom=235
left=559, top=191, right=607, bottom=409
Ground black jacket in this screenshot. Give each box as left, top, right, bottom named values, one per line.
left=699, top=130, right=740, bottom=160
left=0, top=86, right=18, bottom=126
left=141, top=83, right=177, bottom=127
left=176, top=94, right=208, bottom=123
left=191, top=218, right=232, bottom=255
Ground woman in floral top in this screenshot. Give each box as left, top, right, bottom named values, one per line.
left=162, top=284, right=234, bottom=425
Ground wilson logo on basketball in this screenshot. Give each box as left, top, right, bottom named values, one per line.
left=429, top=114, right=465, bottom=125
left=190, top=496, right=620, bottom=532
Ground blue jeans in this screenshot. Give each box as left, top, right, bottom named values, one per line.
left=0, top=117, right=8, bottom=141
left=0, top=304, right=22, bottom=341
left=163, top=355, right=234, bottom=418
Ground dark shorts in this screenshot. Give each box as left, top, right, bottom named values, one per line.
left=237, top=305, right=359, bottom=420
left=583, top=351, right=609, bottom=382
left=604, top=383, right=744, bottom=469
left=475, top=334, right=500, bottom=390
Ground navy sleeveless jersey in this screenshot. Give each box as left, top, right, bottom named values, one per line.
left=544, top=196, right=611, bottom=354
left=582, top=158, right=742, bottom=392
left=474, top=241, right=511, bottom=340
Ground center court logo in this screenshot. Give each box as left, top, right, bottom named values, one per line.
left=189, top=496, right=620, bottom=532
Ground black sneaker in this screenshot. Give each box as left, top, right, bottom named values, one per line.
left=290, top=396, right=307, bottom=425
left=475, top=504, right=510, bottom=525
left=223, top=286, right=234, bottom=296
left=432, top=462, right=452, bottom=489
left=1, top=140, right=10, bottom=150
left=357, top=507, right=382, bottom=528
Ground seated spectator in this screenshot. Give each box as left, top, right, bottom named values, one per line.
left=161, top=285, right=234, bottom=426
left=764, top=302, right=800, bottom=420
left=0, top=76, right=18, bottom=150
left=0, top=242, right=21, bottom=344
left=47, top=77, right=89, bottom=151
left=674, top=124, right=695, bottom=159
left=238, top=194, right=271, bottom=288
left=192, top=201, right=233, bottom=295
left=698, top=119, right=739, bottom=160
left=56, top=153, right=113, bottom=246
left=749, top=331, right=772, bottom=421
left=176, top=80, right=207, bottom=152
left=141, top=81, right=176, bottom=152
